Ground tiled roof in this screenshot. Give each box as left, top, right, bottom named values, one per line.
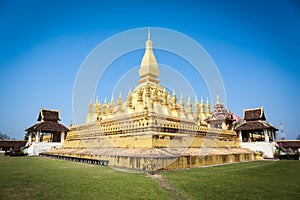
left=276, top=140, right=300, bottom=148
left=25, top=121, right=69, bottom=133
left=38, top=109, right=60, bottom=121
left=235, top=121, right=278, bottom=131
left=0, top=140, right=27, bottom=148
left=244, top=108, right=266, bottom=121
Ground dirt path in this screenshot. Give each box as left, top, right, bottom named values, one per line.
left=150, top=174, right=189, bottom=200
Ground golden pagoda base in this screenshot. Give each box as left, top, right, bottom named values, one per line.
left=41, top=147, right=254, bottom=171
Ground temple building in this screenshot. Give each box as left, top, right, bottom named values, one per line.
left=205, top=95, right=235, bottom=130
left=42, top=30, right=254, bottom=171
left=24, top=109, right=69, bottom=155
left=235, top=108, right=278, bottom=158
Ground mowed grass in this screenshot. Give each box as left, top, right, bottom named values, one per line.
left=0, top=154, right=169, bottom=200
left=1, top=154, right=299, bottom=200
left=162, top=160, right=300, bottom=200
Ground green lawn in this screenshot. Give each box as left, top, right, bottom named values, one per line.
left=0, top=154, right=169, bottom=200
left=162, top=160, right=300, bottom=200
left=1, top=154, right=299, bottom=200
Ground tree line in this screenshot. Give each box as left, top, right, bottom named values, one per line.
left=0, top=132, right=16, bottom=140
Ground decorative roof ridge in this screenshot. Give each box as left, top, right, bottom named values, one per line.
left=243, top=107, right=263, bottom=111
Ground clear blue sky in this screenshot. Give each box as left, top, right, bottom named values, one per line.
left=0, top=0, right=299, bottom=139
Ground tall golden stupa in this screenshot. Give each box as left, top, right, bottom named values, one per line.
left=44, top=30, right=253, bottom=171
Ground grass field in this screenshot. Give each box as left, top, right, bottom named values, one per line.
left=0, top=154, right=169, bottom=199
left=0, top=154, right=299, bottom=200
left=163, top=160, right=300, bottom=200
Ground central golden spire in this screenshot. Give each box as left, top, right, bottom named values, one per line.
left=139, top=28, right=160, bottom=84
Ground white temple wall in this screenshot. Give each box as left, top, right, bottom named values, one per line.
left=240, top=142, right=276, bottom=158
left=24, top=142, right=63, bottom=156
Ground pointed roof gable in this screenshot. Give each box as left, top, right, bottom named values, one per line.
left=244, top=108, right=265, bottom=121
left=26, top=108, right=69, bottom=133
left=37, top=109, right=60, bottom=122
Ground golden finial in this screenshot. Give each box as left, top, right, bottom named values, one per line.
left=95, top=96, right=100, bottom=114
left=180, top=93, right=185, bottom=110
left=109, top=96, right=114, bottom=114
left=206, top=97, right=211, bottom=115
left=88, top=97, right=93, bottom=114
left=188, top=96, right=192, bottom=114
left=200, top=97, right=205, bottom=114
left=102, top=98, right=107, bottom=116
left=110, top=95, right=114, bottom=105
left=126, top=92, right=133, bottom=108
left=118, top=93, right=122, bottom=102
left=194, top=97, right=199, bottom=115
left=148, top=27, right=150, bottom=40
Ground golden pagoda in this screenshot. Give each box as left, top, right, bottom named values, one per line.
left=43, top=29, right=254, bottom=171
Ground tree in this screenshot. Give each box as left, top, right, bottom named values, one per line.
left=0, top=132, right=16, bottom=140
left=297, top=134, right=300, bottom=140
left=24, top=132, right=29, bottom=140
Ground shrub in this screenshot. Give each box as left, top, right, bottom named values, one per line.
left=278, top=154, right=299, bottom=160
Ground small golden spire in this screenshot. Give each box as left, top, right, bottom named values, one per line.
left=171, top=90, right=177, bottom=111
left=88, top=98, right=93, bottom=114
left=188, top=96, right=192, bottom=114
left=118, top=92, right=123, bottom=113
left=109, top=96, right=114, bottom=114
left=126, top=92, right=133, bottom=108
left=188, top=96, right=193, bottom=113
left=200, top=97, right=205, bottom=114
left=95, top=97, right=100, bottom=114
left=194, top=97, right=199, bottom=115
left=180, top=94, right=184, bottom=105
left=206, top=97, right=211, bottom=115
left=102, top=98, right=107, bottom=116
left=180, top=94, right=185, bottom=113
